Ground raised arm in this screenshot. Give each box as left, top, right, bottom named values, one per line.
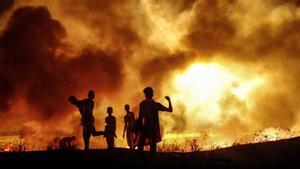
left=165, top=96, right=173, bottom=112
left=157, top=96, right=173, bottom=112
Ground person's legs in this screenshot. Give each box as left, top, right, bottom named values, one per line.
left=133, top=131, right=140, bottom=149
left=105, top=137, right=109, bottom=149
left=106, top=135, right=114, bottom=149
left=111, top=136, right=115, bottom=148
left=150, top=142, right=157, bottom=161
left=126, top=131, right=134, bottom=149
left=83, top=127, right=91, bottom=150
left=138, top=133, right=146, bottom=161
left=130, top=133, right=135, bottom=149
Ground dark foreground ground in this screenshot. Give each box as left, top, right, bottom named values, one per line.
left=1, top=137, right=300, bottom=169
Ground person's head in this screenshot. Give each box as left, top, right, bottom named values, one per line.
left=124, top=104, right=130, bottom=112
left=143, top=87, right=153, bottom=99
left=107, top=107, right=113, bottom=115
left=68, top=96, right=77, bottom=105
left=88, top=90, right=95, bottom=99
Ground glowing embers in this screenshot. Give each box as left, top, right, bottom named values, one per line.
left=238, top=127, right=299, bottom=144
left=158, top=132, right=230, bottom=152
left=3, top=143, right=14, bottom=152
left=0, top=135, right=25, bottom=152
left=158, top=127, right=300, bottom=152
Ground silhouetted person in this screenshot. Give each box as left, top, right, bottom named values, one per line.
left=137, top=87, right=173, bottom=162
left=69, top=90, right=104, bottom=150
left=104, top=107, right=117, bottom=149
left=59, top=136, right=76, bottom=150
left=123, top=104, right=136, bottom=149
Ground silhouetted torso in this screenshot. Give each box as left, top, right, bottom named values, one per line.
left=124, top=112, right=135, bottom=131
left=105, top=115, right=116, bottom=136
left=78, top=98, right=94, bottom=126
left=105, top=115, right=116, bottom=149
left=139, top=98, right=166, bottom=143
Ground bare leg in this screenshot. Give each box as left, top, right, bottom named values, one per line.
left=138, top=133, right=146, bottom=162
left=83, top=127, right=91, bottom=150
left=126, top=131, right=134, bottom=149
left=91, top=126, right=105, bottom=136
left=106, top=135, right=114, bottom=149
left=150, top=142, right=157, bottom=161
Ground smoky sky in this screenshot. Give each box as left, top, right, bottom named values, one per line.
left=57, top=0, right=143, bottom=56
left=139, top=52, right=195, bottom=87
left=0, top=6, right=123, bottom=121
left=184, top=0, right=236, bottom=55
left=0, top=0, right=14, bottom=15
left=139, top=0, right=300, bottom=132
left=1, top=0, right=300, bottom=146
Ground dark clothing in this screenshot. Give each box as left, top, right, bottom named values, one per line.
left=137, top=98, right=169, bottom=161
left=105, top=135, right=115, bottom=149
left=138, top=98, right=167, bottom=144
left=105, top=115, right=116, bottom=136
left=104, top=115, right=116, bottom=149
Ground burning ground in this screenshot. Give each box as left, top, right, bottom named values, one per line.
left=1, top=0, right=300, bottom=150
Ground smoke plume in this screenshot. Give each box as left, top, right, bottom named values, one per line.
left=1, top=0, right=300, bottom=148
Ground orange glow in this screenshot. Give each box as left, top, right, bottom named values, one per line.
left=1, top=0, right=300, bottom=153
left=169, top=62, right=264, bottom=123
left=3, top=143, right=14, bottom=152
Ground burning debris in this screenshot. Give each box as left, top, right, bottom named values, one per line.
left=237, top=127, right=300, bottom=144
left=0, top=135, right=22, bottom=152
left=3, top=143, right=13, bottom=152
left=157, top=127, right=300, bottom=152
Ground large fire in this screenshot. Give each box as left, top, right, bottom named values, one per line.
left=170, top=63, right=264, bottom=123
left=1, top=0, right=300, bottom=152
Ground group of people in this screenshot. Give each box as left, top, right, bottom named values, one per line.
left=69, top=87, right=173, bottom=161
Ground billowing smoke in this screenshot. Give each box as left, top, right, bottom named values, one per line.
left=0, top=6, right=123, bottom=145
left=184, top=0, right=236, bottom=55
left=0, top=0, right=14, bottom=15
left=1, top=0, right=300, bottom=149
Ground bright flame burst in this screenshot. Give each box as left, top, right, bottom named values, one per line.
left=158, top=62, right=300, bottom=152
left=170, top=63, right=263, bottom=125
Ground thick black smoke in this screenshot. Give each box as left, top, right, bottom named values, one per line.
left=0, top=6, right=124, bottom=122
left=0, top=0, right=14, bottom=15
